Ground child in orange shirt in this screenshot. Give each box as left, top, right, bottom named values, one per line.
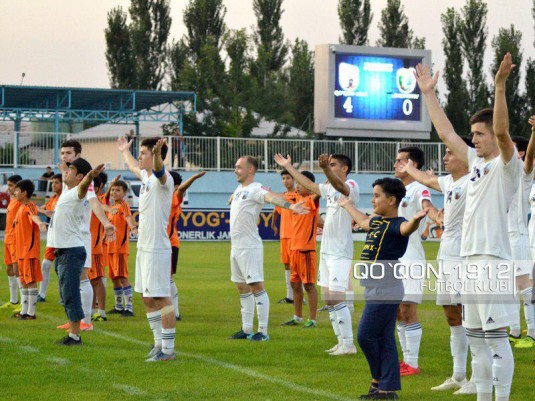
left=36, top=173, right=62, bottom=302
left=12, top=180, right=47, bottom=319
left=107, top=180, right=137, bottom=316
left=0, top=175, right=22, bottom=310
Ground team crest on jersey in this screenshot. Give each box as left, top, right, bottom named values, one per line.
left=454, top=186, right=462, bottom=200
left=446, top=191, right=453, bottom=203
left=483, top=163, right=491, bottom=176
left=83, top=199, right=89, bottom=206
left=401, top=196, right=410, bottom=207
left=470, top=166, right=481, bottom=182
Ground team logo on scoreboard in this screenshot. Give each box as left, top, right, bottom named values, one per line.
left=396, top=67, right=417, bottom=94
left=338, top=62, right=359, bottom=91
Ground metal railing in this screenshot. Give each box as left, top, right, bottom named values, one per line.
left=0, top=131, right=445, bottom=174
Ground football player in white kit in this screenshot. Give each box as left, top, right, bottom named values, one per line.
left=399, top=139, right=477, bottom=394
left=415, top=53, right=519, bottom=401
left=275, top=153, right=360, bottom=355
left=229, top=156, right=309, bottom=342
left=394, top=146, right=440, bottom=376
left=506, top=135, right=535, bottom=348
left=118, top=136, right=176, bottom=361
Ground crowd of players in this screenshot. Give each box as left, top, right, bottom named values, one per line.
left=1, top=52, right=533, bottom=399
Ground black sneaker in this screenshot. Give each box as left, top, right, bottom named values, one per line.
left=24, top=314, right=36, bottom=320
left=121, top=310, right=135, bottom=317
left=176, top=315, right=181, bottom=321
left=108, top=308, right=124, bottom=315
left=16, top=313, right=29, bottom=320
left=36, top=295, right=46, bottom=302
left=229, top=330, right=251, bottom=340
left=359, top=392, right=398, bottom=400
left=277, top=297, right=294, bottom=304
left=12, top=312, right=25, bottom=319
left=56, top=335, right=82, bottom=346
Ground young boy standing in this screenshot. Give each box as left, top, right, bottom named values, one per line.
left=13, top=180, right=48, bottom=319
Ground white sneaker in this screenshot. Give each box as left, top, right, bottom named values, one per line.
left=330, top=343, right=357, bottom=355
left=325, top=343, right=341, bottom=353
left=453, top=380, right=477, bottom=395
left=431, top=377, right=467, bottom=391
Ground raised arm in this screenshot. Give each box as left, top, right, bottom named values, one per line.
left=274, top=154, right=321, bottom=195
left=319, top=154, right=350, bottom=196
left=494, top=53, right=516, bottom=163
left=400, top=209, right=429, bottom=237
left=264, top=192, right=309, bottom=215
left=526, top=116, right=535, bottom=174
left=31, top=215, right=48, bottom=232
left=152, top=138, right=167, bottom=185
left=117, top=137, right=142, bottom=179
left=337, top=196, right=371, bottom=231
left=271, top=208, right=280, bottom=237
left=176, top=171, right=206, bottom=198
left=415, top=64, right=468, bottom=164
left=399, top=160, right=441, bottom=192
left=126, top=215, right=138, bottom=235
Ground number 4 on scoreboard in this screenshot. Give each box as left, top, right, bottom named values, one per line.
left=343, top=97, right=353, bottom=113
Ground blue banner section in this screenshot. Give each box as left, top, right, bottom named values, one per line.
left=129, top=207, right=277, bottom=242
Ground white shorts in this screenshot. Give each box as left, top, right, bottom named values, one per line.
left=83, top=237, right=92, bottom=268
left=509, top=232, right=532, bottom=277
left=230, top=248, right=264, bottom=284
left=399, top=260, right=424, bottom=304
left=134, top=248, right=172, bottom=297
left=461, top=255, right=513, bottom=331
left=317, top=256, right=351, bottom=292
left=436, top=259, right=463, bottom=306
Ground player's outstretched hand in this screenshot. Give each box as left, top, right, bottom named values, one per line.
left=152, top=138, right=167, bottom=156
left=495, top=52, right=515, bottom=85
left=104, top=222, right=116, bottom=242
left=337, top=195, right=354, bottom=209
left=274, top=153, right=292, bottom=169
left=425, top=168, right=436, bottom=177
left=415, top=63, right=439, bottom=94
left=194, top=171, right=206, bottom=179
left=111, top=174, right=122, bottom=183
left=131, top=226, right=139, bottom=236
left=37, top=221, right=48, bottom=233
left=87, top=164, right=106, bottom=180
left=117, top=136, right=132, bottom=152
left=290, top=200, right=310, bottom=215
left=397, top=159, right=415, bottom=174
left=435, top=208, right=445, bottom=227
left=414, top=208, right=429, bottom=221
left=528, top=115, right=535, bottom=131
left=318, top=154, right=330, bottom=169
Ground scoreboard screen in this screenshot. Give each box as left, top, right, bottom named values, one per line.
left=334, top=53, right=422, bottom=121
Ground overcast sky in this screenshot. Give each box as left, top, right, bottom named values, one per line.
left=1, top=0, right=533, bottom=95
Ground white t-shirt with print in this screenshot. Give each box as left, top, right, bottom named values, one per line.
left=230, top=182, right=268, bottom=249
left=47, top=186, right=86, bottom=248
left=507, top=167, right=531, bottom=235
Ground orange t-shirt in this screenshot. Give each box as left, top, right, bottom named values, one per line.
left=108, top=200, right=131, bottom=254
left=274, top=191, right=297, bottom=239
left=290, top=194, right=319, bottom=252
left=99, top=194, right=110, bottom=257
left=5, top=198, right=21, bottom=245
left=90, top=211, right=104, bottom=255
left=167, top=193, right=182, bottom=248
left=14, top=202, right=41, bottom=260
left=44, top=194, right=59, bottom=211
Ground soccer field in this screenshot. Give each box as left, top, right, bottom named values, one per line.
left=0, top=241, right=532, bottom=401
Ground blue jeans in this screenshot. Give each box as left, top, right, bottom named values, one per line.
left=357, top=285, right=403, bottom=391
left=55, top=247, right=86, bottom=322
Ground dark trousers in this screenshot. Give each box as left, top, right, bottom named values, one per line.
left=55, top=247, right=86, bottom=322
left=357, top=287, right=403, bottom=391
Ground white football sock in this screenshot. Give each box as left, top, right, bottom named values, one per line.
left=20, top=288, right=29, bottom=315
left=345, top=291, right=355, bottom=312
left=161, top=328, right=176, bottom=355
left=521, top=287, right=535, bottom=336
left=147, top=310, right=162, bottom=348
left=39, top=259, right=53, bottom=298
left=335, top=302, right=353, bottom=345
left=123, top=285, right=133, bottom=313
left=240, top=292, right=254, bottom=334
left=405, top=322, right=422, bottom=368
left=466, top=328, right=493, bottom=396
left=397, top=322, right=407, bottom=362
left=254, top=290, right=270, bottom=335
left=329, top=306, right=342, bottom=344
left=170, top=278, right=180, bottom=317
left=27, top=288, right=38, bottom=316
left=285, top=270, right=293, bottom=300
left=450, top=325, right=468, bottom=381
left=80, top=279, right=93, bottom=324
left=8, top=275, right=18, bottom=304
left=485, top=330, right=513, bottom=399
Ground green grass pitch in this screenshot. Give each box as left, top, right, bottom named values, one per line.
left=0, top=241, right=532, bottom=401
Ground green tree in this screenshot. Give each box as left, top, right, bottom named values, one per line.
left=525, top=0, right=535, bottom=118
left=490, top=26, right=526, bottom=135
left=338, top=0, right=373, bottom=45
left=441, top=7, right=469, bottom=134
left=183, top=0, right=226, bottom=61
left=105, top=7, right=135, bottom=89
left=459, top=0, right=490, bottom=115
left=376, top=0, right=425, bottom=48
left=168, top=39, right=190, bottom=91
left=287, top=39, right=314, bottom=132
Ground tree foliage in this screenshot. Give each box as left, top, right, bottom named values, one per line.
left=183, top=0, right=226, bottom=61
left=287, top=39, right=314, bottom=132
left=105, top=7, right=135, bottom=89
left=376, top=0, right=425, bottom=49
left=338, top=0, right=373, bottom=45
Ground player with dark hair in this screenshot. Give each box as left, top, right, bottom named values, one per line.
left=271, top=169, right=297, bottom=304
left=338, top=177, right=428, bottom=400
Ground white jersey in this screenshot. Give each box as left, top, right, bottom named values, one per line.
left=230, top=182, right=268, bottom=249
left=461, top=147, right=521, bottom=259
left=319, top=179, right=359, bottom=260
left=47, top=186, right=86, bottom=248
left=437, top=174, right=469, bottom=260
left=528, top=184, right=535, bottom=247
left=507, top=168, right=531, bottom=234
left=398, top=181, right=432, bottom=262
left=137, top=169, right=174, bottom=251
